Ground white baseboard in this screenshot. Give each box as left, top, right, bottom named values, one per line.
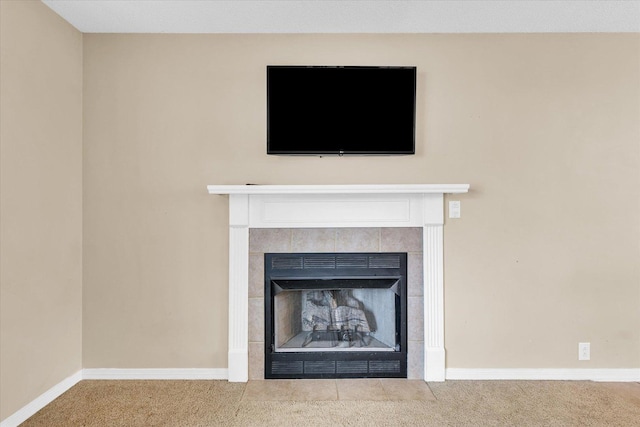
left=0, top=370, right=82, bottom=427
left=445, top=368, right=640, bottom=382
left=82, top=368, right=229, bottom=380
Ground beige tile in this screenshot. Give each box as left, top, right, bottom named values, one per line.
left=380, top=379, right=436, bottom=401
left=248, top=253, right=264, bottom=298
left=288, top=379, right=338, bottom=401
left=248, top=343, right=264, bottom=380
left=407, top=252, right=423, bottom=297
left=291, top=228, right=336, bottom=252
left=243, top=380, right=295, bottom=401
left=244, top=379, right=339, bottom=401
left=407, top=340, right=424, bottom=380
left=248, top=298, right=264, bottom=343
left=380, top=227, right=422, bottom=252
left=336, top=379, right=388, bottom=401
left=249, top=229, right=290, bottom=253
left=407, top=296, right=424, bottom=342
left=336, top=228, right=380, bottom=252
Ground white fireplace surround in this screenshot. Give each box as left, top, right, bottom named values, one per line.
left=207, top=184, right=470, bottom=382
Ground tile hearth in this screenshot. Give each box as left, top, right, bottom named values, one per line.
left=242, top=379, right=436, bottom=401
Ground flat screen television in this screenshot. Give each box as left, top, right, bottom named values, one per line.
left=267, top=66, right=416, bottom=155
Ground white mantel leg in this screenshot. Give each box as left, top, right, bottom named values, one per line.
left=228, top=195, right=249, bottom=382
left=423, top=192, right=446, bottom=382
left=424, top=224, right=445, bottom=381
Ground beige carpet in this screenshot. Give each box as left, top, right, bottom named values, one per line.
left=20, top=379, right=640, bottom=426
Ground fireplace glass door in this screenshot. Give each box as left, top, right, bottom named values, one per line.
left=273, top=281, right=399, bottom=352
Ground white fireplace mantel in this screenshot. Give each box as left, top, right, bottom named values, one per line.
left=207, top=184, right=470, bottom=195
left=208, top=184, right=470, bottom=382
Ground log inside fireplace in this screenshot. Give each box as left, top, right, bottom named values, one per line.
left=264, top=252, right=407, bottom=379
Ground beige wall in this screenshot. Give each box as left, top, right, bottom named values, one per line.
left=82, top=33, right=639, bottom=370
left=0, top=0, right=83, bottom=421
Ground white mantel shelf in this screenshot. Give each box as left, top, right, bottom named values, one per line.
left=209, top=183, right=469, bottom=383
left=207, top=183, right=470, bottom=195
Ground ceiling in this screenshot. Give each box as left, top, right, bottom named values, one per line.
left=41, top=0, right=640, bottom=34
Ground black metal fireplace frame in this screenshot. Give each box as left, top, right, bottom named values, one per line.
left=264, top=252, right=407, bottom=379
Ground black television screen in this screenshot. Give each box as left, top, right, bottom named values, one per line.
left=267, top=66, right=416, bottom=155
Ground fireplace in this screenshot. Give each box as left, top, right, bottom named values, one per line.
left=264, top=252, right=407, bottom=378
left=206, top=184, right=470, bottom=382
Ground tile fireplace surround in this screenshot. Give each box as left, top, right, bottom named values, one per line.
left=207, top=184, right=470, bottom=382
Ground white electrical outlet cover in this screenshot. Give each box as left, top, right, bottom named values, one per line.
left=578, top=342, right=591, bottom=361
left=449, top=201, right=461, bottom=218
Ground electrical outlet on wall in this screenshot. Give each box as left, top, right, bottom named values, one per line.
left=578, top=342, right=590, bottom=361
